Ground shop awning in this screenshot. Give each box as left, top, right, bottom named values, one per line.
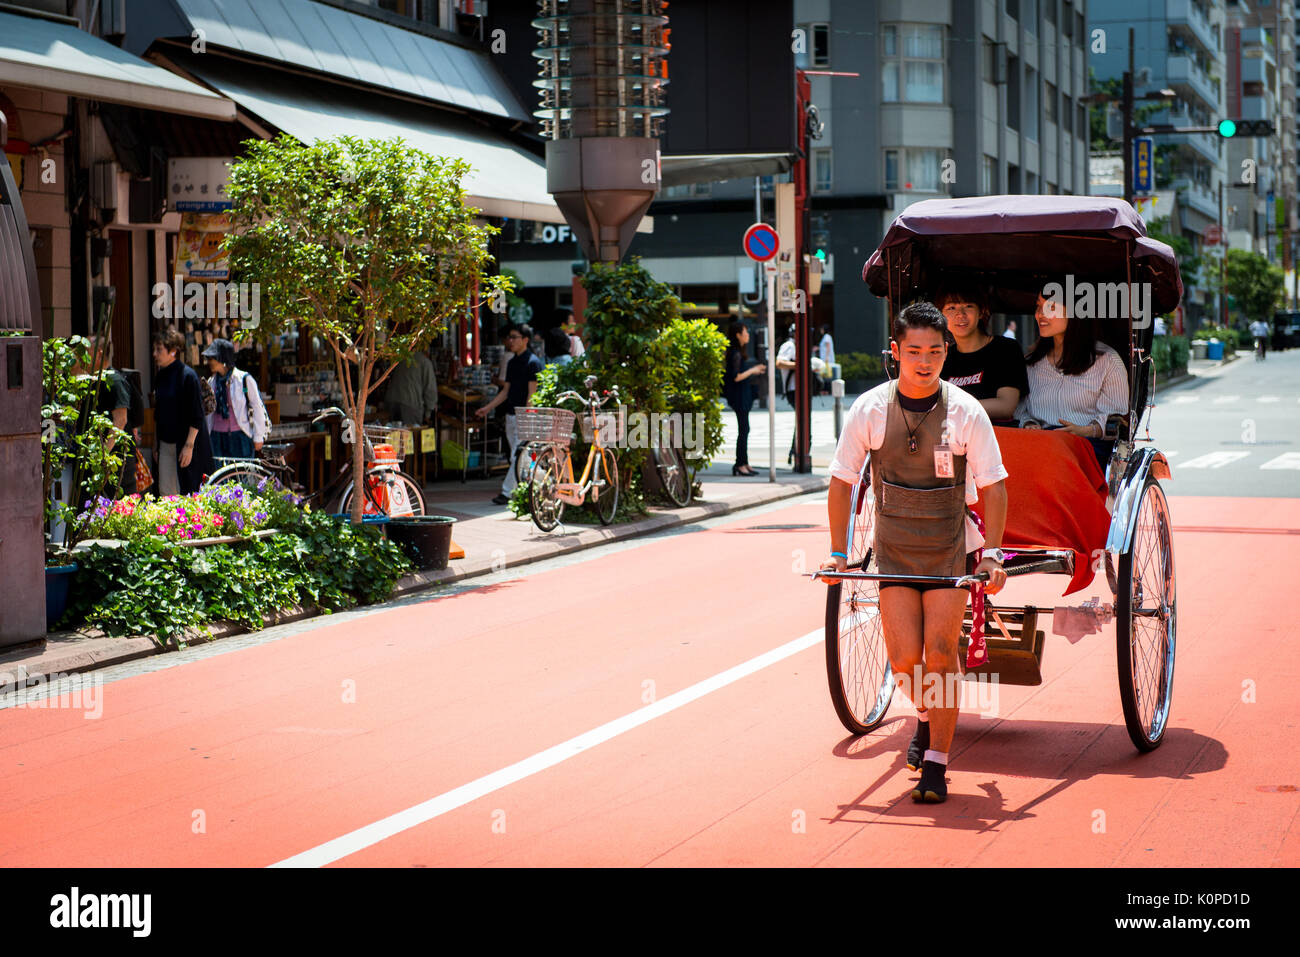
left=0, top=12, right=234, bottom=121
left=171, top=0, right=530, bottom=124
left=182, top=56, right=564, bottom=223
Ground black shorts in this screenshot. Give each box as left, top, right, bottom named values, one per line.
left=878, top=553, right=977, bottom=593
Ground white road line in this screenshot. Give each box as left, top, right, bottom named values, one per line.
left=269, top=626, right=826, bottom=868
left=1178, top=451, right=1251, bottom=469
left=1258, top=396, right=1280, bottom=403
left=1213, top=395, right=1241, bottom=405
left=1161, top=450, right=1179, bottom=458
left=1260, top=452, right=1300, bottom=470
left=1170, top=395, right=1199, bottom=404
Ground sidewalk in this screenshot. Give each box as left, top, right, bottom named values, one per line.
left=1, top=464, right=829, bottom=694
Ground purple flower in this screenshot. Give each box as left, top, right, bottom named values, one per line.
left=233, top=513, right=245, bottom=531
left=254, top=511, right=268, bottom=523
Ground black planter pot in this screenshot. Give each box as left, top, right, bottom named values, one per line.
left=385, top=516, right=457, bottom=571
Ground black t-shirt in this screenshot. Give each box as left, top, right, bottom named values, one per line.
left=941, top=335, right=1030, bottom=403
left=505, top=350, right=544, bottom=413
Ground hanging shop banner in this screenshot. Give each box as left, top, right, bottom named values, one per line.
left=168, top=157, right=233, bottom=212
left=175, top=211, right=232, bottom=280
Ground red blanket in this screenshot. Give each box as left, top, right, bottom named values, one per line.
left=973, top=427, right=1110, bottom=595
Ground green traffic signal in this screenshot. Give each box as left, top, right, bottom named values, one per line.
left=815, top=248, right=827, bottom=261
left=1218, top=119, right=1236, bottom=137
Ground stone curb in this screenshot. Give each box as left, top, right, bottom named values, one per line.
left=1, top=475, right=828, bottom=695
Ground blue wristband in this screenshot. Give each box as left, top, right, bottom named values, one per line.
left=830, top=551, right=847, bottom=559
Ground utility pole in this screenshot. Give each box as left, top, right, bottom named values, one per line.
left=1122, top=28, right=1135, bottom=206
left=1220, top=180, right=1228, bottom=326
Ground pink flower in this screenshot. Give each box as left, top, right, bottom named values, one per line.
left=157, top=525, right=167, bottom=534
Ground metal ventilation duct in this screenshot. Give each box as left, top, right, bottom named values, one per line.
left=534, top=0, right=668, bottom=263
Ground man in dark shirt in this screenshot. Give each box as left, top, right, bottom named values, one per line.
left=936, top=287, right=1029, bottom=425
left=475, top=323, right=543, bottom=504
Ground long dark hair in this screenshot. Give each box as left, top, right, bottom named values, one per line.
left=726, top=321, right=747, bottom=354
left=1026, top=311, right=1104, bottom=376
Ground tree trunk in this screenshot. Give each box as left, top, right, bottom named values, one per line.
left=350, top=405, right=366, bottom=525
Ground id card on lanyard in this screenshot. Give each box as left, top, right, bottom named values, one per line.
left=934, top=422, right=954, bottom=479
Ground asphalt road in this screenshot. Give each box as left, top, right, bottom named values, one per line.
left=3, top=484, right=1295, bottom=867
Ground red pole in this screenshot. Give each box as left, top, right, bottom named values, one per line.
left=793, top=69, right=812, bottom=472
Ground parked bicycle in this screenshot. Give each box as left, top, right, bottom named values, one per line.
left=203, top=407, right=425, bottom=517
left=523, top=376, right=621, bottom=531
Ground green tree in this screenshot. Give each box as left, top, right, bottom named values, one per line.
left=224, top=135, right=507, bottom=522
left=1146, top=215, right=1201, bottom=288
left=1223, top=248, right=1284, bottom=324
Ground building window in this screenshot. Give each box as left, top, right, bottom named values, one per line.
left=812, top=23, right=830, bottom=67
left=1008, top=163, right=1021, bottom=193
left=1027, top=171, right=1039, bottom=193
left=1078, top=103, right=1086, bottom=139
left=1025, top=67, right=1039, bottom=140
left=885, top=148, right=948, bottom=192
left=662, top=182, right=712, bottom=199
left=1047, top=181, right=1058, bottom=194
left=1062, top=1, right=1072, bottom=36
left=813, top=149, right=832, bottom=192
left=1062, top=93, right=1073, bottom=133
left=1045, top=0, right=1056, bottom=26
left=983, top=155, right=997, bottom=194
left=1023, top=0, right=1037, bottom=33
left=882, top=24, right=945, bottom=103
left=1075, top=11, right=1084, bottom=47
left=982, top=39, right=998, bottom=83
left=1045, top=81, right=1057, bottom=125
left=1007, top=0, right=1019, bottom=19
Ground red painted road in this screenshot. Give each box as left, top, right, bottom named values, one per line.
left=2, top=496, right=1297, bottom=867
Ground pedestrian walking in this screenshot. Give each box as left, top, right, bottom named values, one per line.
left=1002, top=319, right=1018, bottom=339
left=203, top=338, right=270, bottom=461
left=724, top=321, right=765, bottom=476
left=475, top=322, right=542, bottom=505
left=823, top=300, right=1008, bottom=803
left=152, top=328, right=215, bottom=495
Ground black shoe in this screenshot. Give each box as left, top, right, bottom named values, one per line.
left=906, top=720, right=930, bottom=772
left=911, top=760, right=948, bottom=803
left=491, top=494, right=509, bottom=505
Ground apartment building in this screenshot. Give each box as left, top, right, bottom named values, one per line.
left=499, top=0, right=1092, bottom=356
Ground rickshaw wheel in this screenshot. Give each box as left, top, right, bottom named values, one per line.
left=825, top=468, right=895, bottom=735
left=1116, top=476, right=1177, bottom=752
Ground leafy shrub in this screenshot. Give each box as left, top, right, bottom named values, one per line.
left=838, top=352, right=885, bottom=382
left=61, top=509, right=412, bottom=643
left=1151, top=335, right=1190, bottom=378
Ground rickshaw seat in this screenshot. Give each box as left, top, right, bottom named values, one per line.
left=973, top=427, right=1109, bottom=596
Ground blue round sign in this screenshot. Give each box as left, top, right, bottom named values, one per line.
left=743, top=223, right=780, bottom=262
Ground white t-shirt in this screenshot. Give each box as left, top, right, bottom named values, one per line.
left=829, top=381, right=1009, bottom=551
left=819, top=334, right=835, bottom=366
left=777, top=339, right=797, bottom=394
left=1250, top=320, right=1270, bottom=337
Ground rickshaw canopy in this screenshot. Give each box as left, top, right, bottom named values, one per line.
left=862, top=195, right=1183, bottom=317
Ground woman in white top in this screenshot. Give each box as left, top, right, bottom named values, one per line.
left=1016, top=293, right=1129, bottom=440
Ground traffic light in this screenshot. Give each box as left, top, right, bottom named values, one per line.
left=1218, top=119, right=1275, bottom=138
left=814, top=248, right=827, bottom=261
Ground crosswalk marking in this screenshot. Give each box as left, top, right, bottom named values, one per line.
left=1179, top=451, right=1251, bottom=469
left=1213, top=395, right=1241, bottom=404
left=1162, top=450, right=1178, bottom=458
left=1170, top=395, right=1199, bottom=404
left=1260, top=452, right=1300, bottom=470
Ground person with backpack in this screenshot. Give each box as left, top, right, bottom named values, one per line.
left=202, top=338, right=270, bottom=460
left=153, top=328, right=214, bottom=494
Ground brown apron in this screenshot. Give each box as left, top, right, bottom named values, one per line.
left=872, top=381, right=968, bottom=578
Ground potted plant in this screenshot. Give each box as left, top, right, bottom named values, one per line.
left=40, top=335, right=129, bottom=629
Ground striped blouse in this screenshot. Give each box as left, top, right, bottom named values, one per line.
left=1015, top=343, right=1130, bottom=431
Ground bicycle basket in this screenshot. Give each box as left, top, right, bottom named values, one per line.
left=581, top=405, right=626, bottom=445
left=515, top=407, right=576, bottom=446
left=362, top=424, right=408, bottom=461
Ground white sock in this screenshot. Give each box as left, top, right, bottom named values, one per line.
left=916, top=711, right=929, bottom=723
left=923, top=749, right=948, bottom=766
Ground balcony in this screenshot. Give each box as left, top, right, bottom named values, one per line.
left=1167, top=0, right=1218, bottom=57
left=1167, top=55, right=1221, bottom=110
left=1172, top=176, right=1219, bottom=220
left=1241, top=56, right=1274, bottom=88
left=1241, top=94, right=1274, bottom=121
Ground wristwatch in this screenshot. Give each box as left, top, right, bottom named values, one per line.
left=984, top=548, right=1006, bottom=564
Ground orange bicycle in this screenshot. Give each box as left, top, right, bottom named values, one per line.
left=523, top=377, right=621, bottom=531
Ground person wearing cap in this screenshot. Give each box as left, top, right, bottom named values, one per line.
left=203, top=338, right=270, bottom=461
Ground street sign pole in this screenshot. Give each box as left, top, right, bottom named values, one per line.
left=766, top=264, right=776, bottom=483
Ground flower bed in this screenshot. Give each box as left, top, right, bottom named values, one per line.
left=59, top=480, right=412, bottom=643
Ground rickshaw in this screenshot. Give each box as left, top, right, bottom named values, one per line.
left=817, top=196, right=1180, bottom=753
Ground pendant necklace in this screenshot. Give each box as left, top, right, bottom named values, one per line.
left=900, top=395, right=938, bottom=454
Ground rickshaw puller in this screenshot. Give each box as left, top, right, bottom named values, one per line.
left=823, top=302, right=1008, bottom=803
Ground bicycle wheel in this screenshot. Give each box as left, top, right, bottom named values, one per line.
left=653, top=442, right=692, bottom=507
left=1116, top=475, right=1176, bottom=752
left=203, top=462, right=274, bottom=494
left=529, top=446, right=566, bottom=532
left=824, top=460, right=894, bottom=735
left=339, top=469, right=426, bottom=518
left=593, top=448, right=619, bottom=525
left=514, top=442, right=537, bottom=485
